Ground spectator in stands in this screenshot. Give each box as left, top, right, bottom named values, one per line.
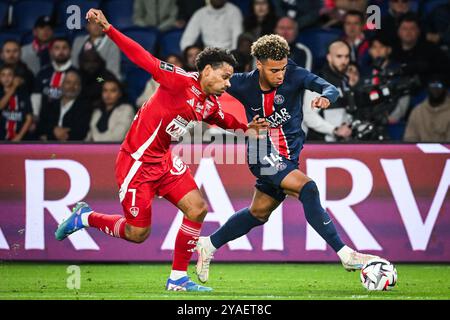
left=133, top=0, right=178, bottom=32
left=425, top=0, right=450, bottom=55
left=0, top=65, right=32, bottom=141
left=346, top=61, right=360, bottom=88
left=342, top=10, right=369, bottom=66
left=321, top=0, right=368, bottom=28
left=0, top=40, right=35, bottom=94
left=391, top=14, right=449, bottom=87
left=21, top=15, right=54, bottom=76
left=273, top=0, right=322, bottom=31
left=37, top=70, right=91, bottom=141
left=404, top=76, right=450, bottom=142
left=78, top=49, right=116, bottom=111
left=86, top=78, right=134, bottom=142
left=180, top=0, right=243, bottom=51
left=231, top=33, right=254, bottom=72
left=378, top=0, right=413, bottom=46
left=244, top=0, right=278, bottom=39
left=275, top=16, right=313, bottom=70
left=175, top=0, right=205, bottom=29
left=305, top=40, right=353, bottom=141
left=136, top=54, right=184, bottom=108
left=361, top=36, right=410, bottom=124
left=32, top=37, right=76, bottom=120
left=71, top=20, right=121, bottom=80
left=182, top=44, right=203, bottom=72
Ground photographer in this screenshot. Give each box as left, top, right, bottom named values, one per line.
left=404, top=76, right=450, bottom=142
left=304, top=40, right=352, bottom=141
left=361, top=36, right=411, bottom=125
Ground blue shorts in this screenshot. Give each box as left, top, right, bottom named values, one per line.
left=248, top=156, right=299, bottom=202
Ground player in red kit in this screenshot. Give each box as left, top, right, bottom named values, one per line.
left=55, top=9, right=268, bottom=292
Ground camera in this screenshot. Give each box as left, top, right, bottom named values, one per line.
left=346, top=63, right=421, bottom=141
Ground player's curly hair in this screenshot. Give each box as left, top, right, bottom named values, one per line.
left=195, top=47, right=237, bottom=71
left=251, top=34, right=290, bottom=61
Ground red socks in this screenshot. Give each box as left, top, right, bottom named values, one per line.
left=172, top=217, right=202, bottom=271
left=87, top=212, right=202, bottom=273
left=88, top=212, right=127, bottom=239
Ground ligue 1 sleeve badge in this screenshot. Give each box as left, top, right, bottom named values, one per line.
left=276, top=161, right=287, bottom=172
left=274, top=94, right=285, bottom=105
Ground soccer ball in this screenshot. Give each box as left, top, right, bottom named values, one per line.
left=360, top=258, right=397, bottom=291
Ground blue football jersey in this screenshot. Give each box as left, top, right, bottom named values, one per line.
left=228, top=59, right=339, bottom=163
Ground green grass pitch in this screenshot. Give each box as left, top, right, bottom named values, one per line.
left=1, top=263, right=449, bottom=300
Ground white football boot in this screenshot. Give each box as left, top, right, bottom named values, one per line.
left=195, top=236, right=216, bottom=283
left=340, top=246, right=380, bottom=271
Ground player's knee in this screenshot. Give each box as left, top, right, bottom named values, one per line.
left=125, top=225, right=151, bottom=243
left=187, top=201, right=208, bottom=221
left=249, top=207, right=270, bottom=222
left=299, top=180, right=319, bottom=200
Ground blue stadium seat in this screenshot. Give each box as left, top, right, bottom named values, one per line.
left=409, top=0, right=419, bottom=12
left=0, top=1, right=9, bottom=28
left=229, top=0, right=251, bottom=17
left=120, top=27, right=158, bottom=99
left=369, top=0, right=419, bottom=15
left=102, top=0, right=134, bottom=30
left=159, top=28, right=184, bottom=58
left=368, top=0, right=388, bottom=16
left=122, top=27, right=158, bottom=56
left=387, top=122, right=406, bottom=141
left=118, top=27, right=158, bottom=106
left=12, top=0, right=54, bottom=31
left=0, top=32, right=21, bottom=49
left=297, top=28, right=343, bottom=70
left=57, top=0, right=100, bottom=28
left=422, top=0, right=448, bottom=17
left=123, top=66, right=151, bottom=107
left=410, top=89, right=427, bottom=108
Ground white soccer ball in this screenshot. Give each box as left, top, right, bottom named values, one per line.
left=360, top=258, right=397, bottom=291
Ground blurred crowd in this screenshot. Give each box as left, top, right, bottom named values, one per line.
left=0, top=0, right=449, bottom=143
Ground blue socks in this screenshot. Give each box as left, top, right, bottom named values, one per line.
left=299, top=181, right=345, bottom=252
left=209, top=181, right=344, bottom=253
left=210, top=207, right=265, bottom=249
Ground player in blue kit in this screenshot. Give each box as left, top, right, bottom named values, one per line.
left=196, top=34, right=379, bottom=283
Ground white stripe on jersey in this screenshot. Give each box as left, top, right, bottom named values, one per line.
left=175, top=68, right=198, bottom=79
left=131, top=119, right=163, bottom=161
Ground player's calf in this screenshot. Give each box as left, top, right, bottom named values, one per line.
left=124, top=225, right=151, bottom=243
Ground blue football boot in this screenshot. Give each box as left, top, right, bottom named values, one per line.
left=55, top=202, right=92, bottom=241
left=166, top=276, right=213, bottom=292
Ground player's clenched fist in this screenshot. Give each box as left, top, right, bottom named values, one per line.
left=86, top=9, right=111, bottom=31
left=247, top=115, right=270, bottom=139
left=311, top=96, right=331, bottom=109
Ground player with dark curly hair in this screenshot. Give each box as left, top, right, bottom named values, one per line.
left=54, top=9, right=269, bottom=292
left=196, top=34, right=379, bottom=283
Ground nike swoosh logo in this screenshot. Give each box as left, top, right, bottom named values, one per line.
left=323, top=220, right=332, bottom=225
left=251, top=107, right=261, bottom=111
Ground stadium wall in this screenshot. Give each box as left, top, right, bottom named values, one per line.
left=0, top=143, right=449, bottom=262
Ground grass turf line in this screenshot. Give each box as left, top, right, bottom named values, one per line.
left=1, top=263, right=449, bottom=300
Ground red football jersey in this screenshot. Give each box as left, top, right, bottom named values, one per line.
left=105, top=26, right=247, bottom=163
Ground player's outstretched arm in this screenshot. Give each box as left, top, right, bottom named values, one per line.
left=301, top=71, right=339, bottom=109
left=205, top=112, right=269, bottom=139
left=86, top=9, right=159, bottom=76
